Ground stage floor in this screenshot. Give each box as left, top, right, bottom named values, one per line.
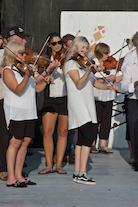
left=0, top=148, right=138, bottom=207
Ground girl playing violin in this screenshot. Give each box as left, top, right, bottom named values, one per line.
left=38, top=32, right=68, bottom=175
left=63, top=36, right=118, bottom=185
left=2, top=41, right=53, bottom=187
left=92, top=43, right=122, bottom=154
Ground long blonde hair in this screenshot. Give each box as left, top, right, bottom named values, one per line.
left=2, top=40, right=25, bottom=68
left=63, top=36, right=91, bottom=80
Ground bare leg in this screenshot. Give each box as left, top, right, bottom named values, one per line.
left=39, top=112, right=57, bottom=174
left=56, top=115, right=68, bottom=173
left=74, top=145, right=81, bottom=172
left=6, top=136, right=22, bottom=185
left=80, top=146, right=91, bottom=172
left=15, top=137, right=31, bottom=182
left=127, top=140, right=134, bottom=159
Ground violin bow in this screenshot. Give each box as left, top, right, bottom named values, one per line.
left=59, top=30, right=81, bottom=64
left=5, top=45, right=48, bottom=83
left=33, top=36, right=50, bottom=66
left=31, top=36, right=34, bottom=50
left=115, top=39, right=125, bottom=75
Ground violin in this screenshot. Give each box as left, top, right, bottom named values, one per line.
left=73, top=53, right=97, bottom=74
left=14, top=60, right=35, bottom=76
left=103, top=56, right=123, bottom=71
left=14, top=60, right=48, bottom=82
left=73, top=53, right=110, bottom=75
left=25, top=48, right=52, bottom=67
left=53, top=48, right=67, bottom=68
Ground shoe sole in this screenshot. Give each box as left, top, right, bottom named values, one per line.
left=72, top=178, right=77, bottom=182
left=76, top=180, right=96, bottom=185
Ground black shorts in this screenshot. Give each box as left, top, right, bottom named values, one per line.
left=9, top=120, right=36, bottom=140
left=42, top=96, right=68, bottom=115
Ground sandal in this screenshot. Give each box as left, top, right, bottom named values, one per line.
left=129, top=158, right=134, bottom=164
left=99, top=146, right=113, bottom=153
left=6, top=181, right=27, bottom=188
left=38, top=167, right=55, bottom=174
left=90, top=146, right=99, bottom=153
left=55, top=167, right=67, bottom=174
left=0, top=171, right=8, bottom=181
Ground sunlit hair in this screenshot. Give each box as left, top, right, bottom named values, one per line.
left=63, top=36, right=91, bottom=81
left=94, top=43, right=110, bottom=59
left=130, top=32, right=138, bottom=49
left=65, top=36, right=91, bottom=62
left=2, top=40, right=25, bottom=67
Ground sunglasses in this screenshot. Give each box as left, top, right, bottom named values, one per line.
left=49, top=40, right=62, bottom=46
left=104, top=51, right=110, bottom=55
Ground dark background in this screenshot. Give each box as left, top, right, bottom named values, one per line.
left=1, top=0, right=138, bottom=51
left=0, top=0, right=138, bottom=147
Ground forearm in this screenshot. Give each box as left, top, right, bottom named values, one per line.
left=75, top=69, right=91, bottom=89
left=34, top=71, right=47, bottom=83
left=94, top=80, right=111, bottom=90
left=14, top=73, right=30, bottom=96
left=36, top=80, right=47, bottom=92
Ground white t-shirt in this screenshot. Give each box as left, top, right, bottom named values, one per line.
left=3, top=66, right=38, bottom=128
left=64, top=59, right=97, bottom=130
left=122, top=56, right=138, bottom=100
left=93, top=58, right=121, bottom=102
left=49, top=56, right=67, bottom=98
left=121, top=49, right=136, bottom=72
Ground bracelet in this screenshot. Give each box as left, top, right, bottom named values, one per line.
left=45, top=71, right=51, bottom=76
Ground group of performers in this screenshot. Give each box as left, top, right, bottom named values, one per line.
left=0, top=26, right=138, bottom=187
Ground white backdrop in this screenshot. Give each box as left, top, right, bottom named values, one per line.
left=60, top=11, right=138, bottom=148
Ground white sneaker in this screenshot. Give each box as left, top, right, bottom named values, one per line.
left=72, top=173, right=79, bottom=182
left=76, top=174, right=96, bottom=185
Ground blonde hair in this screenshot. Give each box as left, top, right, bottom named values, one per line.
left=94, top=43, right=110, bottom=59
left=62, top=36, right=91, bottom=81
left=2, top=40, right=25, bottom=67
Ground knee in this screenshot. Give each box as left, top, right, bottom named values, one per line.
left=43, top=127, right=54, bottom=139
left=22, top=138, right=31, bottom=148
left=58, top=127, right=68, bottom=138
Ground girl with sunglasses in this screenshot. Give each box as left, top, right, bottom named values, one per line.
left=2, top=41, right=54, bottom=187
left=38, top=32, right=68, bottom=174
left=91, top=43, right=122, bottom=153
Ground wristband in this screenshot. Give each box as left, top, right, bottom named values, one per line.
left=45, top=71, right=51, bottom=76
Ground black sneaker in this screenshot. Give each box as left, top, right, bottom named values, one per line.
left=76, top=174, right=96, bottom=185
left=72, top=174, right=79, bottom=182
left=134, top=165, right=138, bottom=171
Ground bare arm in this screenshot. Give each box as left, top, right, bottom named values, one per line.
left=3, top=68, right=31, bottom=96
left=93, top=78, right=118, bottom=91
left=68, top=65, right=93, bottom=89
left=35, top=75, right=54, bottom=92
